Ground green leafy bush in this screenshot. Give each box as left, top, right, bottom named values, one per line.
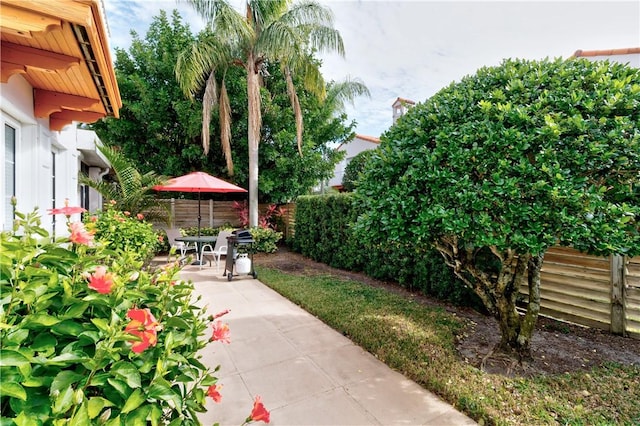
left=249, top=228, right=283, bottom=254
left=181, top=226, right=230, bottom=237
left=85, top=203, right=159, bottom=263
left=292, top=194, right=479, bottom=307
left=342, top=149, right=376, bottom=192
left=355, top=57, right=640, bottom=357
left=0, top=208, right=243, bottom=424
left=155, top=228, right=171, bottom=253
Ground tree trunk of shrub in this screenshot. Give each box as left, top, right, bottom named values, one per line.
left=435, top=238, right=546, bottom=361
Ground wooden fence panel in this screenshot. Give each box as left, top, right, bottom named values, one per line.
left=171, top=200, right=240, bottom=229
left=626, top=257, right=640, bottom=338
left=282, top=203, right=296, bottom=240
left=521, top=247, right=612, bottom=329
left=153, top=199, right=291, bottom=231
left=519, top=247, right=640, bottom=339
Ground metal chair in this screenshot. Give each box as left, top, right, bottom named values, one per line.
left=199, top=230, right=233, bottom=270
left=165, top=228, right=196, bottom=261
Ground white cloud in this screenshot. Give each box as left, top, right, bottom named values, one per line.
left=103, top=0, right=640, bottom=137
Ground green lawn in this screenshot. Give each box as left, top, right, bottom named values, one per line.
left=256, top=267, right=640, bottom=426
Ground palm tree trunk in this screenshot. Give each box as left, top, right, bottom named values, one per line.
left=246, top=54, right=261, bottom=228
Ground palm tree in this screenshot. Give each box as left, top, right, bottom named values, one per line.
left=176, top=0, right=344, bottom=227
left=80, top=145, right=171, bottom=224
left=324, top=76, right=370, bottom=115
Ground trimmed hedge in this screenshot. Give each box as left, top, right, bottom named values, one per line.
left=292, top=194, right=483, bottom=309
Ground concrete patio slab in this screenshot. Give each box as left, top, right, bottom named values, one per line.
left=179, top=264, right=477, bottom=426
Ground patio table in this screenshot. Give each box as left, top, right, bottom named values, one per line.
left=175, top=235, right=218, bottom=265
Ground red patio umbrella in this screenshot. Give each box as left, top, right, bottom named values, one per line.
left=154, top=172, right=247, bottom=236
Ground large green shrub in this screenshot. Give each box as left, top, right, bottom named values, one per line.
left=292, top=194, right=362, bottom=271
left=356, top=57, right=640, bottom=358
left=0, top=208, right=225, bottom=424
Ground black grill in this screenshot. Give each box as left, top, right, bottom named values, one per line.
left=232, top=229, right=254, bottom=244
left=223, top=229, right=256, bottom=280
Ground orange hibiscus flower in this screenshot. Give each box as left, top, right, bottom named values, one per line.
left=124, top=308, right=159, bottom=353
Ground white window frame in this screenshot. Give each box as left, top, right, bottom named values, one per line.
left=1, top=114, right=20, bottom=231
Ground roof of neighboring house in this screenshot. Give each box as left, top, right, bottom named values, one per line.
left=573, top=47, right=640, bottom=58
left=392, top=97, right=416, bottom=106
left=335, top=134, right=380, bottom=151
left=356, top=134, right=381, bottom=144
left=1, top=0, right=122, bottom=130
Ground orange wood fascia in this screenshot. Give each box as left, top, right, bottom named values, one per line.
left=1, top=41, right=81, bottom=83
left=34, top=88, right=101, bottom=118
left=80, top=1, right=122, bottom=115
left=2, top=0, right=93, bottom=28
left=50, top=109, right=104, bottom=122
left=0, top=3, right=63, bottom=38
left=49, top=111, right=105, bottom=132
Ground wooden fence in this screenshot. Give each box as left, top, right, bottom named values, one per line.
left=626, top=256, right=640, bottom=338
left=519, top=247, right=640, bottom=339
left=153, top=199, right=297, bottom=237
left=281, top=203, right=296, bottom=240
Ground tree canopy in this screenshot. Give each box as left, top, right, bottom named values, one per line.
left=92, top=10, right=207, bottom=178
left=356, top=57, right=640, bottom=359
left=176, top=0, right=347, bottom=226
left=92, top=9, right=354, bottom=204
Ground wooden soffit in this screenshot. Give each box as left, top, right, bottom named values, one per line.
left=1, top=0, right=121, bottom=130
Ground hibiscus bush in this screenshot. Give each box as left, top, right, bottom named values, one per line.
left=0, top=206, right=270, bottom=424
left=85, top=202, right=159, bottom=264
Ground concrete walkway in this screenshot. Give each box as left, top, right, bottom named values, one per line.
left=179, top=265, right=477, bottom=426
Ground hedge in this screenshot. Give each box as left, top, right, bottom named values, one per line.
left=292, top=194, right=483, bottom=309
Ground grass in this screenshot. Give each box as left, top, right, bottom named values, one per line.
left=256, top=267, right=640, bottom=426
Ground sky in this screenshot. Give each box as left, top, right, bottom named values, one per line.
left=102, top=0, right=640, bottom=138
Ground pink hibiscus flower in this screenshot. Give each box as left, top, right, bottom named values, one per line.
left=87, top=266, right=114, bottom=294
left=210, top=320, right=230, bottom=344
left=69, top=222, right=94, bottom=245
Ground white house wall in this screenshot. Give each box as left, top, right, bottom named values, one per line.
left=1, top=74, right=104, bottom=235
left=327, top=136, right=380, bottom=188
left=582, top=53, right=640, bottom=68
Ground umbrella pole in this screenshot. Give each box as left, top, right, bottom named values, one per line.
left=197, top=192, right=202, bottom=237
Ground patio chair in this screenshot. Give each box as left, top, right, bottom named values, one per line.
left=165, top=228, right=196, bottom=262
left=200, top=230, right=233, bottom=270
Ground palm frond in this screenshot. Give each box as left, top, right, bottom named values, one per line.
left=176, top=35, right=228, bottom=98
left=79, top=174, right=119, bottom=202
left=257, top=19, right=299, bottom=59
left=280, top=1, right=344, bottom=55
left=249, top=0, right=290, bottom=32
left=306, top=25, right=344, bottom=56
left=285, top=67, right=304, bottom=155
left=81, top=145, right=169, bottom=222
left=214, top=1, right=254, bottom=42
left=281, top=0, right=335, bottom=28
left=300, top=60, right=326, bottom=99
left=326, top=76, right=371, bottom=111
left=202, top=70, right=218, bottom=155
left=219, top=81, right=234, bottom=175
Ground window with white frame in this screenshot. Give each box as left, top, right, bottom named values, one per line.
left=3, top=123, right=16, bottom=230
